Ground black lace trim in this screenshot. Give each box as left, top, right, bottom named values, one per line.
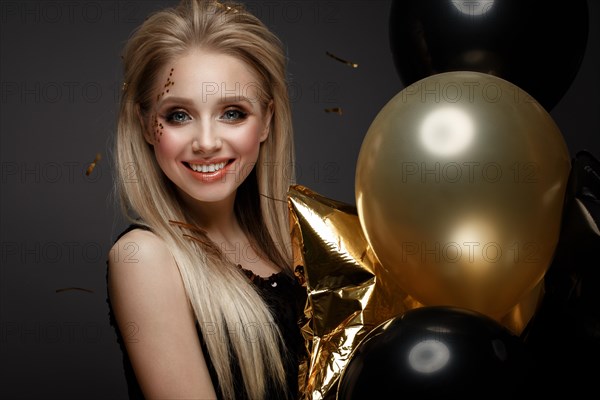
left=236, top=263, right=283, bottom=285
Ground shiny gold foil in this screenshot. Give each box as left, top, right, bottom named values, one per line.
left=288, top=185, right=417, bottom=400
left=288, top=184, right=542, bottom=399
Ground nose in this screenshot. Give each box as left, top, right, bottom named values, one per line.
left=191, top=120, right=222, bottom=153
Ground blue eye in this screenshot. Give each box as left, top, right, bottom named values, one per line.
left=166, top=110, right=191, bottom=124
left=221, top=109, right=248, bottom=121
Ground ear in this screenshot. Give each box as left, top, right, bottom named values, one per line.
left=259, top=100, right=274, bottom=143
left=136, top=104, right=155, bottom=145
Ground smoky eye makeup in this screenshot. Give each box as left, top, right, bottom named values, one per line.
left=163, top=109, right=192, bottom=124
left=221, top=108, right=248, bottom=121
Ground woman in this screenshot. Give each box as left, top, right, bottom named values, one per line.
left=106, top=1, right=305, bottom=399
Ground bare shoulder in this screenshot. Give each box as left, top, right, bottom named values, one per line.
left=108, top=228, right=172, bottom=270
left=107, top=228, right=217, bottom=398
left=107, top=227, right=186, bottom=317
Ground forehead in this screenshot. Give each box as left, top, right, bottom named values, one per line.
left=156, top=49, right=265, bottom=101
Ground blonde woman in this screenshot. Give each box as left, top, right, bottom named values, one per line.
left=106, top=1, right=305, bottom=398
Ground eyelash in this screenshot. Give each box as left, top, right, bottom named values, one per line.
left=164, top=110, right=191, bottom=124
left=221, top=108, right=248, bottom=122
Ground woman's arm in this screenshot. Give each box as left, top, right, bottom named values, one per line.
left=108, top=228, right=217, bottom=399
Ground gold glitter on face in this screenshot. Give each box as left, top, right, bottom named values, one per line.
left=156, top=68, right=176, bottom=101
left=151, top=113, right=163, bottom=143
left=152, top=68, right=176, bottom=143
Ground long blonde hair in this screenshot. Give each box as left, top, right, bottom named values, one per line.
left=113, top=0, right=295, bottom=398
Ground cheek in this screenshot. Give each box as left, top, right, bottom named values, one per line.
left=153, top=130, right=187, bottom=168
left=236, top=125, right=265, bottom=161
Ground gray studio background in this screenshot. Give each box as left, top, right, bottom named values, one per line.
left=1, top=1, right=599, bottom=399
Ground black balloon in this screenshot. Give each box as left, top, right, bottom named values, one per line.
left=521, top=150, right=600, bottom=396
left=337, top=307, right=534, bottom=399
left=388, top=0, right=589, bottom=111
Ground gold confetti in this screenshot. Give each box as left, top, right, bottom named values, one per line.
left=55, top=287, right=95, bottom=294
left=215, top=2, right=239, bottom=13
left=326, top=51, right=358, bottom=68
left=324, top=107, right=343, bottom=115
left=85, top=153, right=102, bottom=176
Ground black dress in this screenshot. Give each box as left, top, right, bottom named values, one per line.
left=106, top=225, right=307, bottom=399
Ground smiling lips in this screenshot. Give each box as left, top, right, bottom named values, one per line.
left=184, top=160, right=232, bottom=182
left=188, top=161, right=227, bottom=173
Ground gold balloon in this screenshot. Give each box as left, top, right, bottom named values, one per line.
left=500, top=280, right=544, bottom=335
left=355, top=71, right=571, bottom=320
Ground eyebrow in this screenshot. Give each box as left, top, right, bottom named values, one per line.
left=157, top=95, right=258, bottom=108
left=157, top=96, right=195, bottom=108
left=218, top=95, right=257, bottom=105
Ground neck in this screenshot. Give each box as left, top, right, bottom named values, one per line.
left=177, top=189, right=244, bottom=243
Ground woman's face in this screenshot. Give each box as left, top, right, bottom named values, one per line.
left=146, top=48, right=271, bottom=206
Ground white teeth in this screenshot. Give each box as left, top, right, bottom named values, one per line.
left=189, top=162, right=226, bottom=173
